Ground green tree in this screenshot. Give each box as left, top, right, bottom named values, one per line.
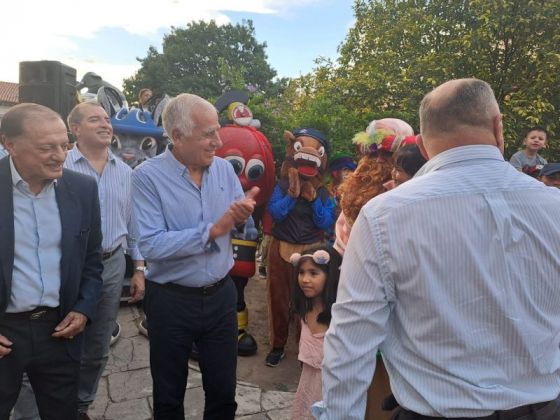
left=123, top=20, right=276, bottom=102
left=288, top=0, right=560, bottom=159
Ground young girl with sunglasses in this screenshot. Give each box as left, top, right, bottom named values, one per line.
left=289, top=245, right=342, bottom=419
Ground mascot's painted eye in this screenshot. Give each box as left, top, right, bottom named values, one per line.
left=294, top=141, right=303, bottom=152
left=225, top=156, right=246, bottom=176
left=245, top=159, right=265, bottom=181
left=111, top=135, right=122, bottom=149
left=141, top=137, right=156, bottom=151
left=318, top=146, right=325, bottom=157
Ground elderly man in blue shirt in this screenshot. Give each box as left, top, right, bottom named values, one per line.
left=315, top=79, right=560, bottom=419
left=133, top=93, right=259, bottom=420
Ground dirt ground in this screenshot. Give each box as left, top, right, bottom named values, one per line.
left=236, top=274, right=301, bottom=392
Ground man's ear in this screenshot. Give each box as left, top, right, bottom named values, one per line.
left=416, top=134, right=430, bottom=160
left=493, top=114, right=504, bottom=154
left=171, top=128, right=183, bottom=144
left=3, top=135, right=15, bottom=155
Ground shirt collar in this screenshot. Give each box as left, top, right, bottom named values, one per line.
left=68, top=144, right=115, bottom=164
left=414, top=145, right=504, bottom=178
left=164, top=145, right=215, bottom=178
left=9, top=156, right=57, bottom=188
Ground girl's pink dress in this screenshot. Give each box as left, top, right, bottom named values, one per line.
left=291, top=320, right=325, bottom=419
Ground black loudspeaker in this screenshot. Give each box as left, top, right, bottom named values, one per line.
left=19, top=61, right=77, bottom=123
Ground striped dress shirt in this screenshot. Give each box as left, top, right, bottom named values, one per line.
left=64, top=146, right=141, bottom=260
left=316, top=145, right=560, bottom=418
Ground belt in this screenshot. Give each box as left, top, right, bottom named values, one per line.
left=398, top=399, right=555, bottom=420
left=154, top=276, right=229, bottom=297
left=2, top=306, right=60, bottom=321
left=102, top=244, right=122, bottom=261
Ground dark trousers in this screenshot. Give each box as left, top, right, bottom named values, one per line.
left=145, top=278, right=238, bottom=420
left=391, top=399, right=559, bottom=420
left=0, top=315, right=79, bottom=420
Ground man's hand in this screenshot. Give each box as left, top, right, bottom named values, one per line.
left=52, top=311, right=87, bottom=339
left=0, top=334, right=13, bottom=358
left=129, top=271, right=146, bottom=304
left=209, top=187, right=260, bottom=240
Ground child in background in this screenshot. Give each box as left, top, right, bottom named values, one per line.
left=289, top=245, right=342, bottom=420
left=384, top=143, right=428, bottom=190
left=509, top=126, right=548, bottom=177
left=539, top=163, right=560, bottom=188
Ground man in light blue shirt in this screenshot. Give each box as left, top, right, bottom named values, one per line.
left=316, top=79, right=560, bottom=419
left=0, top=103, right=103, bottom=420
left=133, top=93, right=258, bottom=419
left=13, top=102, right=147, bottom=420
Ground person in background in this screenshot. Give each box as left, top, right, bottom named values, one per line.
left=315, top=78, right=560, bottom=419
left=509, top=126, right=548, bottom=177
left=384, top=143, right=427, bottom=190
left=289, top=245, right=341, bottom=420
left=539, top=162, right=560, bottom=188
left=0, top=103, right=103, bottom=420
left=133, top=93, right=258, bottom=419
left=138, top=88, right=153, bottom=112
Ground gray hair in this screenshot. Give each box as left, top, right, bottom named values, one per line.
left=1, top=103, right=62, bottom=139
left=419, top=79, right=498, bottom=137
left=162, top=93, right=216, bottom=141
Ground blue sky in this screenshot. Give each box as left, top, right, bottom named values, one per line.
left=1, top=1, right=355, bottom=89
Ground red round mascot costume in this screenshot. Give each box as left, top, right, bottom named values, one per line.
left=215, top=92, right=275, bottom=356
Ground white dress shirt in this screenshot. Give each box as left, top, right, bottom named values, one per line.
left=316, top=145, right=560, bottom=418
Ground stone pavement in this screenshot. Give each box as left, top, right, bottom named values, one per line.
left=87, top=305, right=296, bottom=420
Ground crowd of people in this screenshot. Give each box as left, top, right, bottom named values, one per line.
left=0, top=77, right=559, bottom=420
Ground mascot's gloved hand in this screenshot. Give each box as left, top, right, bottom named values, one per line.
left=288, top=168, right=301, bottom=198
left=300, top=181, right=317, bottom=202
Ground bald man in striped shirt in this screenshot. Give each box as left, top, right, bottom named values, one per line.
left=315, top=79, right=560, bottom=419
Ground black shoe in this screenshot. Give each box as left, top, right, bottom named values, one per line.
left=265, top=347, right=284, bottom=367
left=258, top=265, right=267, bottom=279
left=138, top=318, right=148, bottom=337
left=110, top=322, right=121, bottom=346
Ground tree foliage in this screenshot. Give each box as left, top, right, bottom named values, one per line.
left=277, top=0, right=559, bottom=160
left=123, top=20, right=276, bottom=102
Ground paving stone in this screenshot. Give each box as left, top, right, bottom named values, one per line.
left=184, top=386, right=205, bottom=419
left=261, top=390, right=295, bottom=411
left=235, top=384, right=262, bottom=416
left=108, top=369, right=153, bottom=403
left=119, top=318, right=141, bottom=339
left=88, top=376, right=109, bottom=419
left=236, top=414, right=268, bottom=419
left=127, top=335, right=150, bottom=370
left=104, top=398, right=152, bottom=420
left=266, top=407, right=292, bottom=420
left=187, top=369, right=203, bottom=389
left=111, top=337, right=134, bottom=368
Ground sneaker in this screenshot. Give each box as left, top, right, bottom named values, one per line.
left=110, top=322, right=121, bottom=346
left=265, top=347, right=285, bottom=367
left=258, top=265, right=267, bottom=279
left=138, top=318, right=148, bottom=337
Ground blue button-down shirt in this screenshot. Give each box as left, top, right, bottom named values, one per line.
left=7, top=158, right=62, bottom=312
left=132, top=148, right=251, bottom=287
left=64, top=146, right=141, bottom=260
left=316, top=145, right=560, bottom=418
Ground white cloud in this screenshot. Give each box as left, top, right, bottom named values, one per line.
left=0, top=0, right=319, bottom=86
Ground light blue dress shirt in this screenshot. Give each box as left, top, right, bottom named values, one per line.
left=316, top=145, right=560, bottom=418
left=64, top=146, right=141, bottom=260
left=132, top=148, right=254, bottom=287
left=7, top=158, right=62, bottom=312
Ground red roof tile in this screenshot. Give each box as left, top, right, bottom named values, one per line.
left=0, top=81, right=19, bottom=104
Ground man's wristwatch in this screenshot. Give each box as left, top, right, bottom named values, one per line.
left=135, top=266, right=146, bottom=272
